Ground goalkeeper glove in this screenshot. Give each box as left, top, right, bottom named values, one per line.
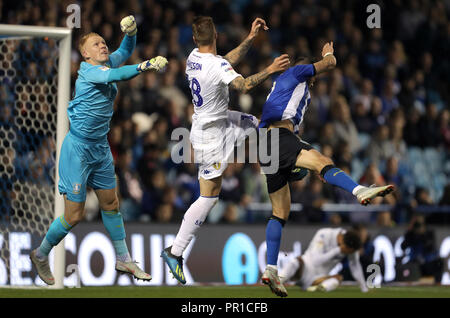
left=137, top=56, right=168, bottom=72
left=120, top=15, right=137, bottom=36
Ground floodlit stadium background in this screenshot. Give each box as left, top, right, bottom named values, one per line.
left=0, top=0, right=449, bottom=287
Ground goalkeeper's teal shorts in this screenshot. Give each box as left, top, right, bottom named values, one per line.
left=58, top=130, right=116, bottom=202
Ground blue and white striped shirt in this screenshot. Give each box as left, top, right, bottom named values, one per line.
left=259, top=64, right=315, bottom=132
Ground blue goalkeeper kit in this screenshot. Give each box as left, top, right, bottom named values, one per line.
left=58, top=35, right=138, bottom=202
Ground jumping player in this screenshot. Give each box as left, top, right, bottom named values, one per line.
left=258, top=42, right=394, bottom=296
left=30, top=16, right=168, bottom=285
left=161, top=16, right=290, bottom=284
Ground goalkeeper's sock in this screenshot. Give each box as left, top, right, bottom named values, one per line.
left=171, top=196, right=219, bottom=257
left=36, top=238, right=52, bottom=260
left=113, top=239, right=132, bottom=262
left=101, top=210, right=131, bottom=262
left=321, top=165, right=359, bottom=193
left=37, top=215, right=73, bottom=259
left=266, top=217, right=285, bottom=266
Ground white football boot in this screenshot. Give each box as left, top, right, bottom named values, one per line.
left=355, top=184, right=394, bottom=206
left=115, top=260, right=152, bottom=281
left=261, top=267, right=288, bottom=297
left=30, top=249, right=55, bottom=285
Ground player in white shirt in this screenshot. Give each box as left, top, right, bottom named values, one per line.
left=279, top=228, right=369, bottom=293
left=161, top=16, right=290, bottom=284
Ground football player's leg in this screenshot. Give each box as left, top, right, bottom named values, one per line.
left=266, top=181, right=290, bottom=268
left=170, top=174, right=222, bottom=257
left=162, top=174, right=221, bottom=284
left=261, top=173, right=290, bottom=297
left=295, top=148, right=394, bottom=205
left=308, top=274, right=343, bottom=292
left=95, top=186, right=151, bottom=281
left=88, top=149, right=129, bottom=260
left=279, top=256, right=302, bottom=284
left=31, top=135, right=87, bottom=285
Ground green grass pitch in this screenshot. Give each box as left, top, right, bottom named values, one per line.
left=1, top=285, right=449, bottom=298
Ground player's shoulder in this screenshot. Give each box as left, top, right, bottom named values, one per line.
left=80, top=62, right=110, bottom=73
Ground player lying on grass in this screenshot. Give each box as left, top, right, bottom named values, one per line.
left=161, top=16, right=290, bottom=285
left=258, top=41, right=394, bottom=297
left=30, top=15, right=167, bottom=285
left=279, top=227, right=368, bottom=293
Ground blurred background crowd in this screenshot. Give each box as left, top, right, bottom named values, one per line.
left=1, top=0, right=449, bottom=229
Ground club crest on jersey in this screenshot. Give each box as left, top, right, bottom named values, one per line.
left=212, top=163, right=221, bottom=170
left=73, top=183, right=81, bottom=194
left=100, top=66, right=110, bottom=71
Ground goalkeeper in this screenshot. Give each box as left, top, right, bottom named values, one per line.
left=30, top=16, right=168, bottom=285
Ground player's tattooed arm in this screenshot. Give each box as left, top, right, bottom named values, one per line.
left=224, top=18, right=268, bottom=67
left=229, top=69, right=270, bottom=93
left=229, top=54, right=290, bottom=93
left=223, top=37, right=253, bottom=67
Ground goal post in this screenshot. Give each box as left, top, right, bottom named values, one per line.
left=0, top=24, right=71, bottom=289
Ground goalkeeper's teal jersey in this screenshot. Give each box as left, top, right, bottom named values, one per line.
left=67, top=35, right=136, bottom=141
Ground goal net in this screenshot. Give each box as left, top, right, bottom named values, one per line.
left=0, top=25, right=71, bottom=288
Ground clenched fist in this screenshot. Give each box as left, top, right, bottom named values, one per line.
left=120, top=15, right=137, bottom=36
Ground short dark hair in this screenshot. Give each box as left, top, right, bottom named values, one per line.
left=343, top=230, right=362, bottom=251
left=192, top=16, right=215, bottom=46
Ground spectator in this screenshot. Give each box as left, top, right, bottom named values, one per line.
left=2, top=0, right=448, bottom=227
left=401, top=214, right=443, bottom=283
left=418, top=103, right=441, bottom=148
left=330, top=95, right=360, bottom=154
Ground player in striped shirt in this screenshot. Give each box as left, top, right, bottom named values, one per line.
left=259, top=42, right=394, bottom=297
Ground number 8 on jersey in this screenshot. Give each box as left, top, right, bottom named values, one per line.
left=191, top=77, right=203, bottom=107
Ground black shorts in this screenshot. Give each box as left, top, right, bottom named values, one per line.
left=258, top=128, right=312, bottom=193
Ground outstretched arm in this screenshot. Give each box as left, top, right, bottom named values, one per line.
left=224, top=18, right=268, bottom=67
left=109, top=16, right=138, bottom=67
left=109, top=34, right=136, bottom=68
left=85, top=56, right=168, bottom=83
left=348, top=252, right=369, bottom=292
left=229, top=54, right=290, bottom=93
left=313, top=42, right=337, bottom=75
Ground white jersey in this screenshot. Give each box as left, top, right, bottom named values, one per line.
left=302, top=228, right=345, bottom=274
left=185, top=48, right=241, bottom=127
left=300, top=228, right=367, bottom=291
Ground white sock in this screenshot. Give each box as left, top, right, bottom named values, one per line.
left=266, top=264, right=278, bottom=271
left=171, top=196, right=218, bottom=256
left=279, top=257, right=300, bottom=283
left=320, top=277, right=340, bottom=291
left=352, top=185, right=365, bottom=195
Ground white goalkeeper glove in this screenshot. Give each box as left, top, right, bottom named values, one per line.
left=137, top=56, right=168, bottom=72
left=120, top=15, right=137, bottom=36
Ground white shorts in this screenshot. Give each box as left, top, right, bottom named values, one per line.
left=190, top=110, right=258, bottom=180
left=298, top=256, right=328, bottom=290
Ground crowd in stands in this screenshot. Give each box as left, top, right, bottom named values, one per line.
left=1, top=0, right=449, bottom=225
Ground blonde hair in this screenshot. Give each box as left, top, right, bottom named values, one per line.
left=78, top=32, right=101, bottom=58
